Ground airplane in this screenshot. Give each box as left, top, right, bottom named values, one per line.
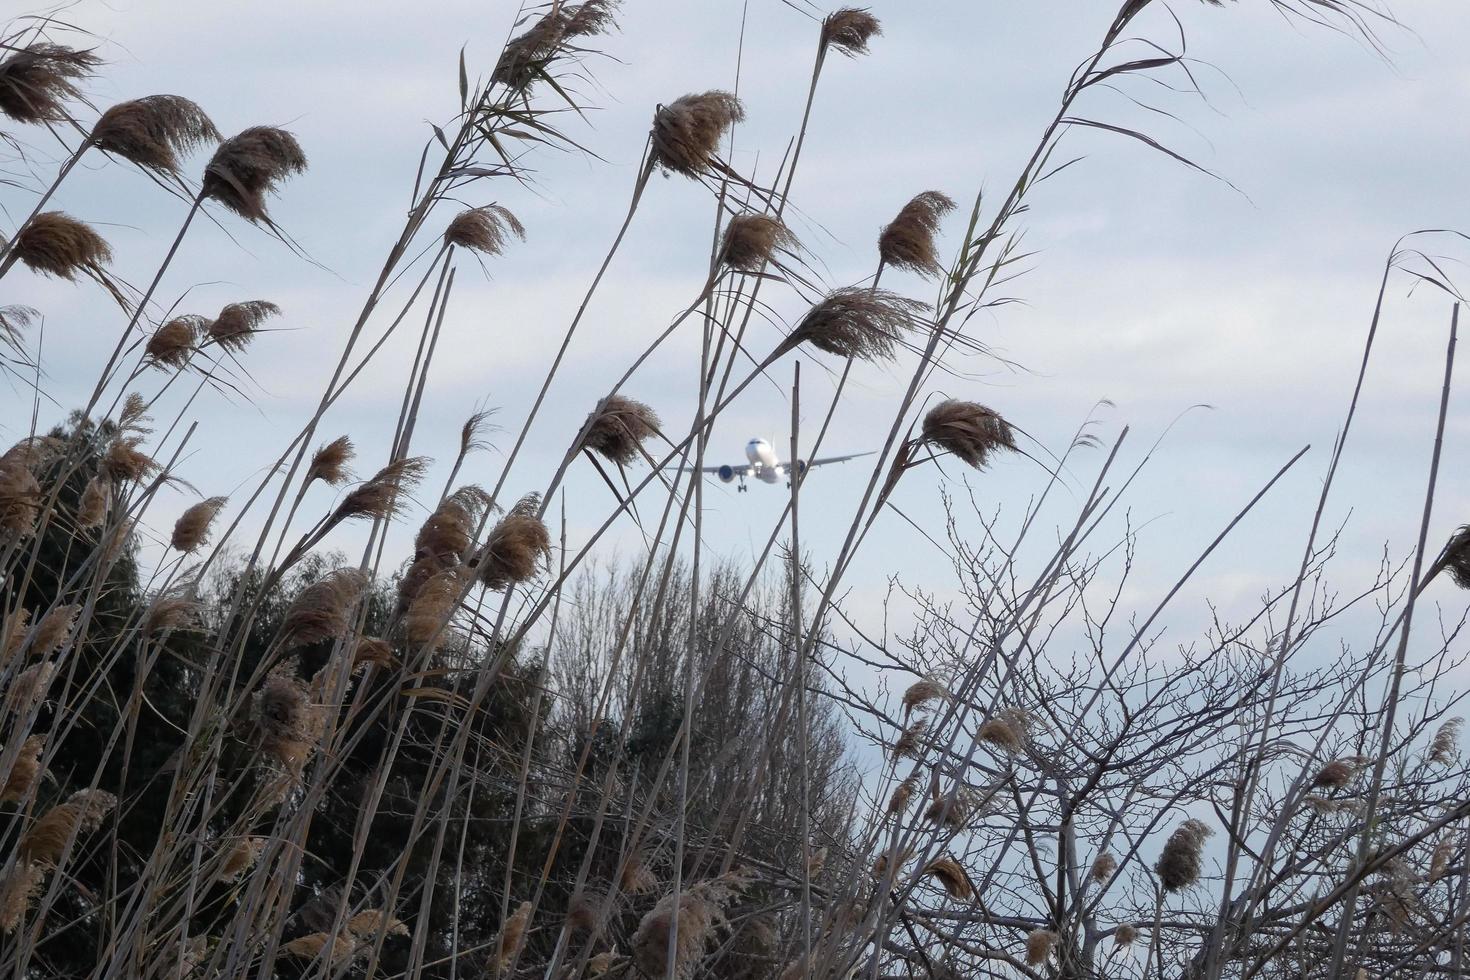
left=691, top=437, right=872, bottom=492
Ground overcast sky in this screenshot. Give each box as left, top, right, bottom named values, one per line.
left=6, top=0, right=1469, bottom=691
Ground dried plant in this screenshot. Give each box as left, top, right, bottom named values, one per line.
left=403, top=564, right=471, bottom=647
left=1115, top=924, right=1139, bottom=948
left=621, top=849, right=659, bottom=895
left=1025, top=929, right=1058, bottom=966
left=0, top=44, right=100, bottom=124
left=145, top=316, right=204, bottom=369
left=9, top=212, right=112, bottom=279
left=143, top=593, right=204, bottom=636
left=878, top=190, right=955, bottom=276
left=6, top=662, right=57, bottom=711
left=776, top=287, right=924, bottom=363
left=415, top=485, right=492, bottom=565
left=347, top=909, right=409, bottom=938
left=921, top=856, right=974, bottom=900
left=444, top=204, right=525, bottom=255
left=719, top=213, right=797, bottom=272
left=893, top=716, right=928, bottom=759
left=216, top=836, right=265, bottom=882
left=887, top=774, right=917, bottom=815
left=1429, top=717, right=1462, bottom=764
left=170, top=496, right=226, bottom=552
left=821, top=8, right=881, bottom=56
left=1312, top=755, right=1366, bottom=790
left=0, top=459, right=41, bottom=539
left=901, top=677, right=948, bottom=716
left=496, top=900, right=532, bottom=970
left=921, top=400, right=1017, bottom=469
left=90, top=95, right=220, bottom=174
left=1429, top=836, right=1457, bottom=882
left=280, top=568, right=372, bottom=649
left=631, top=871, right=750, bottom=980
left=31, top=603, right=78, bottom=656
left=207, top=299, right=279, bottom=353
left=0, top=734, right=45, bottom=803
left=306, top=435, right=355, bottom=487
left=1090, top=852, right=1117, bottom=884
left=580, top=394, right=661, bottom=465
left=651, top=91, right=744, bottom=176
left=253, top=666, right=323, bottom=774
left=491, top=0, right=619, bottom=90
left=201, top=126, right=307, bottom=225
left=331, top=456, right=428, bottom=525
left=478, top=494, right=551, bottom=590
left=977, top=715, right=1023, bottom=755
left=103, top=436, right=158, bottom=483
left=20, top=789, right=117, bottom=867
left=1156, top=818, right=1213, bottom=892
left=1439, top=525, right=1470, bottom=587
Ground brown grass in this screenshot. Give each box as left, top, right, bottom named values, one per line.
left=91, top=94, right=219, bottom=174
left=145, top=316, right=204, bottom=370
left=444, top=204, right=525, bottom=255
left=201, top=126, right=307, bottom=224
left=10, top=212, right=111, bottom=280
left=921, top=856, right=974, bottom=900
left=306, top=435, right=355, bottom=487
left=921, top=400, right=1017, bottom=469
left=652, top=91, right=744, bottom=177
left=254, top=665, right=323, bottom=774
left=1156, top=818, right=1213, bottom=892
left=496, top=900, right=532, bottom=970
left=778, top=287, right=924, bottom=363
left=580, top=395, right=661, bottom=465
left=821, top=9, right=882, bottom=57
left=478, top=494, right=551, bottom=591
left=0, top=734, right=45, bottom=803
left=331, top=456, right=429, bottom=525
left=878, top=190, right=955, bottom=277
left=207, top=300, right=280, bottom=353
left=281, top=568, right=372, bottom=650
left=901, top=677, right=948, bottom=716
left=0, top=44, right=100, bottom=125
left=170, top=496, right=226, bottom=553
left=719, top=213, right=797, bottom=272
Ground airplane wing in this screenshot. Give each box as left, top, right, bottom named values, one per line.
left=668, top=461, right=752, bottom=475
left=801, top=451, right=874, bottom=468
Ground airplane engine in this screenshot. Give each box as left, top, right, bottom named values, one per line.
left=717, top=464, right=735, bottom=483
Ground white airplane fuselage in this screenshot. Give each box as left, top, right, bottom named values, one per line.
left=745, top=438, right=783, bottom=484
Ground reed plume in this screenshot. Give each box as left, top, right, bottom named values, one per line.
left=821, top=9, right=882, bottom=56
left=631, top=871, right=750, bottom=980
left=776, top=287, right=924, bottom=363
left=921, top=400, right=1017, bottom=469
left=7, top=663, right=56, bottom=711
left=254, top=666, right=323, bottom=774
left=1156, top=818, right=1213, bottom=892
left=925, top=784, right=988, bottom=829
left=921, top=856, right=974, bottom=900
left=621, top=849, right=658, bottom=895
left=403, top=565, right=471, bottom=647
left=878, top=190, right=954, bottom=276
left=90, top=95, right=220, bottom=174
left=580, top=394, right=661, bottom=465
left=331, top=456, right=428, bottom=525
left=0, top=44, right=100, bottom=124
left=1115, top=924, right=1138, bottom=947
left=492, top=0, right=619, bottom=90
left=893, top=717, right=927, bottom=759
left=207, top=299, right=279, bottom=353
left=1430, top=837, right=1457, bottom=882
left=103, top=436, right=159, bottom=483
left=651, top=91, right=744, bottom=177
left=1438, top=526, right=1470, bottom=587
left=478, top=494, right=551, bottom=590
left=202, top=126, right=307, bottom=224
left=170, top=496, right=226, bottom=552
left=145, top=316, right=204, bottom=370
left=719, top=213, right=797, bottom=272
left=281, top=568, right=371, bottom=649
left=1090, top=851, right=1117, bottom=883
left=416, top=486, right=492, bottom=565
left=216, top=836, right=265, bottom=882
left=1312, top=756, right=1365, bottom=790
left=901, top=677, right=948, bottom=716
left=0, top=305, right=37, bottom=355
left=1429, top=718, right=1462, bottom=765
left=20, top=788, right=118, bottom=866
left=32, top=604, right=79, bottom=656
left=283, top=931, right=356, bottom=965
left=496, top=900, right=532, bottom=970
left=1, top=610, right=30, bottom=664
left=143, top=593, right=204, bottom=636
left=0, top=734, right=44, bottom=803
left=306, top=436, right=355, bottom=487
left=887, top=774, right=917, bottom=815
left=872, top=846, right=914, bottom=881
left=444, top=204, right=525, bottom=255
left=8, top=212, right=112, bottom=280
left=1025, top=929, right=1058, bottom=966
left=978, top=715, right=1023, bottom=755
left=0, top=458, right=41, bottom=539
left=347, top=909, right=409, bottom=938
left=588, top=952, right=621, bottom=976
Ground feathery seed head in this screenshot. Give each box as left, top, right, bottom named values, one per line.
left=32, top=604, right=79, bottom=656
left=1429, top=718, right=1462, bottom=765
left=10, top=212, right=112, bottom=280
left=1025, top=929, right=1059, bottom=966
left=332, top=456, right=429, bottom=525
left=20, top=788, right=117, bottom=867
left=444, top=204, right=525, bottom=255
left=922, top=855, right=974, bottom=900
left=822, top=9, right=882, bottom=56
left=103, top=436, right=158, bottom=483
left=202, top=126, right=307, bottom=224
left=91, top=95, right=219, bottom=174
left=719, top=213, right=797, bottom=272
left=145, top=316, right=205, bottom=369
left=901, top=677, right=948, bottom=716
left=0, top=460, right=42, bottom=539
left=0, top=44, right=100, bottom=124
left=0, top=735, right=45, bottom=803
left=281, top=568, right=371, bottom=650
left=1312, top=756, right=1366, bottom=790
left=779, top=287, right=925, bottom=364
left=207, top=299, right=279, bottom=353
left=922, top=400, right=1017, bottom=469
left=496, top=900, right=532, bottom=970
left=879, top=190, right=954, bottom=276
left=1115, top=924, right=1139, bottom=947
left=254, top=666, right=323, bottom=774
left=1156, top=818, right=1213, bottom=892
left=580, top=394, right=661, bottom=465
left=1090, top=852, right=1117, bottom=883
left=1441, top=526, right=1470, bottom=588
left=170, top=496, right=226, bottom=552
left=651, top=91, right=744, bottom=177
left=478, top=493, right=550, bottom=591
left=307, top=436, right=355, bottom=488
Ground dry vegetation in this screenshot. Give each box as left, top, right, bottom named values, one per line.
left=0, top=1, right=1467, bottom=979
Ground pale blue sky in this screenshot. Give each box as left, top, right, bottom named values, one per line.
left=5, top=0, right=1469, bottom=680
